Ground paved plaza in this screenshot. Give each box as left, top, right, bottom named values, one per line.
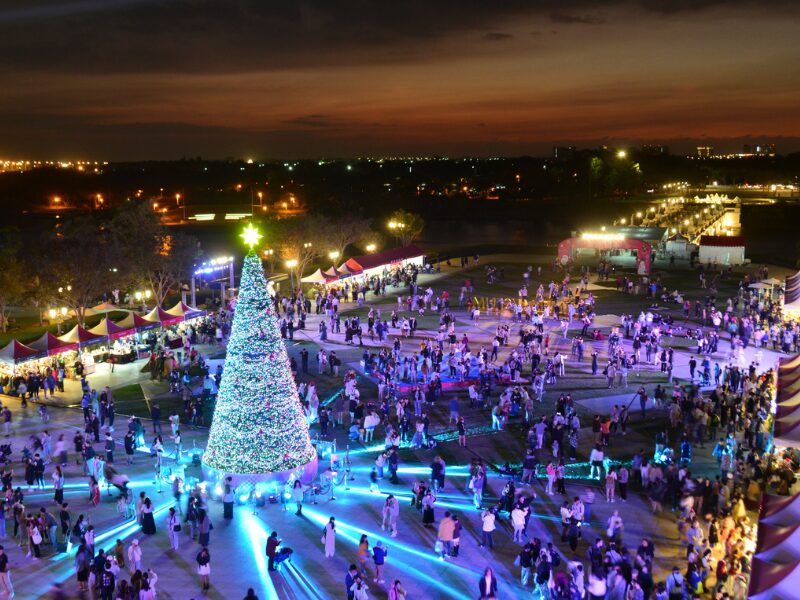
left=1, top=256, right=790, bottom=599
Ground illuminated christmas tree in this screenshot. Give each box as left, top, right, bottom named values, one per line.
left=203, top=225, right=317, bottom=481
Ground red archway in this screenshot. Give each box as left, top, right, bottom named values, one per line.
left=558, top=237, right=652, bottom=274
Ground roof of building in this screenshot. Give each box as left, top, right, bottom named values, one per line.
left=699, top=235, right=745, bottom=247
left=346, top=244, right=424, bottom=272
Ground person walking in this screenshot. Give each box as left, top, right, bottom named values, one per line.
left=196, top=547, right=211, bottom=591
left=322, top=517, right=336, bottom=558
left=436, top=511, right=455, bottom=559
left=167, top=507, right=180, bottom=551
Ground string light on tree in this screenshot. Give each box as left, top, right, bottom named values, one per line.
left=202, top=225, right=317, bottom=484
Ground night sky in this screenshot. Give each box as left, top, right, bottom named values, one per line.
left=2, top=1, right=799, bottom=160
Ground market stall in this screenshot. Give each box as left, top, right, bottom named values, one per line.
left=0, top=340, right=45, bottom=375
left=145, top=307, right=186, bottom=348
left=58, top=325, right=107, bottom=377
left=165, top=301, right=206, bottom=321
left=87, top=317, right=138, bottom=364
left=115, top=312, right=161, bottom=358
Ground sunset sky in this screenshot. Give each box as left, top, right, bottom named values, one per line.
left=2, top=1, right=799, bottom=160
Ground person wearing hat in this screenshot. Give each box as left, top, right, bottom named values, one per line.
left=372, top=541, right=388, bottom=583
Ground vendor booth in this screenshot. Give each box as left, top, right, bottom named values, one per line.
left=58, top=325, right=109, bottom=377
left=0, top=340, right=45, bottom=374
left=165, top=301, right=206, bottom=321
left=343, top=245, right=425, bottom=279
left=301, top=269, right=335, bottom=285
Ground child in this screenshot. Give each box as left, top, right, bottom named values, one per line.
left=117, top=496, right=128, bottom=520
left=369, top=468, right=380, bottom=493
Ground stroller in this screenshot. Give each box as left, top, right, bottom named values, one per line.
left=273, top=547, right=293, bottom=568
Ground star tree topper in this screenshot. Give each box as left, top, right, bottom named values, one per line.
left=240, top=223, right=263, bottom=250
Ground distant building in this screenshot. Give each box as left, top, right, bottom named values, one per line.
left=696, top=146, right=714, bottom=158
left=553, top=146, right=576, bottom=161
left=754, top=144, right=776, bottom=156
left=641, top=144, right=670, bottom=156
left=699, top=235, right=746, bottom=266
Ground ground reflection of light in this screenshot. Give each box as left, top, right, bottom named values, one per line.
left=343, top=484, right=476, bottom=510
left=242, top=513, right=280, bottom=600
left=301, top=504, right=481, bottom=596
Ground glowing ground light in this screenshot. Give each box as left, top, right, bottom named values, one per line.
left=242, top=513, right=280, bottom=600
left=301, top=505, right=473, bottom=599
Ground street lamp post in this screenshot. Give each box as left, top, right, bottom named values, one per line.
left=286, top=259, right=298, bottom=292
left=49, top=306, right=68, bottom=335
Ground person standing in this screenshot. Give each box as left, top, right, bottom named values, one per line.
left=141, top=498, right=156, bottom=535
left=222, top=484, right=234, bottom=520
left=196, top=547, right=211, bottom=591
left=292, top=480, right=305, bottom=516
left=478, top=566, right=498, bottom=599
left=0, top=546, right=11, bottom=598
left=52, top=466, right=65, bottom=505
left=167, top=507, right=180, bottom=551
left=127, top=539, right=142, bottom=574
left=345, top=564, right=359, bottom=600
left=372, top=541, right=387, bottom=583
left=381, top=495, right=399, bottom=538
left=40, top=507, right=58, bottom=550
left=198, top=509, right=212, bottom=547
left=124, top=431, right=135, bottom=465
left=479, top=507, right=496, bottom=549
left=322, top=517, right=336, bottom=558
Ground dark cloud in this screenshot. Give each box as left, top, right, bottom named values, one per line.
left=284, top=115, right=338, bottom=129
left=482, top=32, right=513, bottom=41
left=549, top=12, right=605, bottom=25
left=0, top=1, right=791, bottom=75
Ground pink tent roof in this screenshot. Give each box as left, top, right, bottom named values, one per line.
left=0, top=340, right=45, bottom=363
left=28, top=332, right=78, bottom=356
left=88, top=317, right=129, bottom=339
left=144, top=307, right=183, bottom=326
left=116, top=312, right=160, bottom=331
left=322, top=266, right=343, bottom=278
left=58, top=325, right=105, bottom=346
left=165, top=301, right=204, bottom=318
left=756, top=523, right=800, bottom=560
left=761, top=493, right=800, bottom=526
left=748, top=557, right=800, bottom=598
left=337, top=262, right=362, bottom=275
